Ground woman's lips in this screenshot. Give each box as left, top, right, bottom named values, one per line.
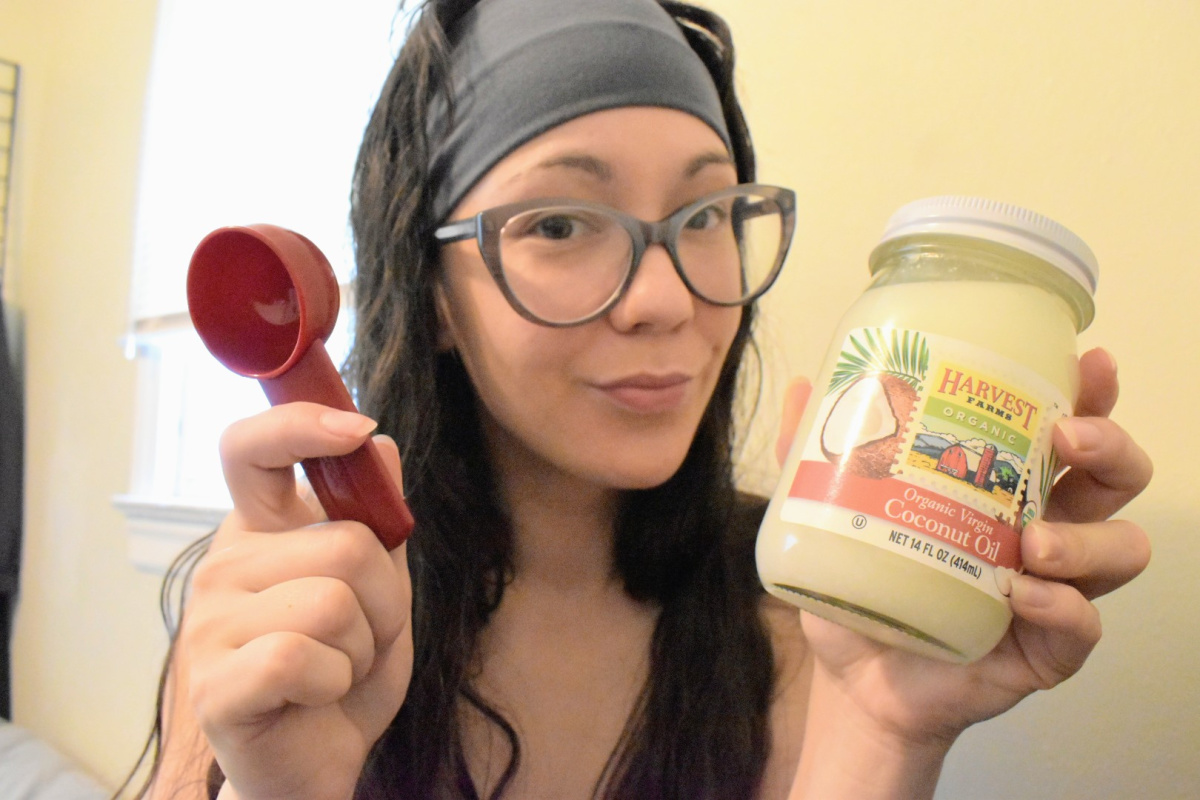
left=592, top=373, right=692, bottom=413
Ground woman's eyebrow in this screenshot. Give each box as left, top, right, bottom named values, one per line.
left=533, top=153, right=614, bottom=181
left=684, top=151, right=735, bottom=178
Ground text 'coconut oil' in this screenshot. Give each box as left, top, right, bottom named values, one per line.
left=756, top=197, right=1097, bottom=663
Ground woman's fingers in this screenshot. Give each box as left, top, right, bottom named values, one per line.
left=1045, top=416, right=1153, bottom=524
left=1050, top=346, right=1151, bottom=523
left=178, top=414, right=413, bottom=800
left=195, top=522, right=408, bottom=650
left=776, top=376, right=813, bottom=467
left=219, top=403, right=379, bottom=532
left=1007, top=573, right=1103, bottom=690
left=1021, top=518, right=1151, bottom=600
left=1073, top=348, right=1120, bottom=419
left=193, top=631, right=354, bottom=726
left=243, top=578, right=376, bottom=681
left=371, top=433, right=404, bottom=488
left=186, top=566, right=391, bottom=731
left=369, top=434, right=413, bottom=563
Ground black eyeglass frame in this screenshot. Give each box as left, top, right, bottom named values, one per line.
left=433, top=183, right=797, bottom=327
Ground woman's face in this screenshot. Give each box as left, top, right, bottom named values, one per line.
left=437, top=107, right=742, bottom=494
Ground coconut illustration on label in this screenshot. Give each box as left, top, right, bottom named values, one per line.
left=820, top=374, right=919, bottom=479
left=817, top=329, right=928, bottom=480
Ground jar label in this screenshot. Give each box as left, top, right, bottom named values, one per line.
left=780, top=327, right=1069, bottom=601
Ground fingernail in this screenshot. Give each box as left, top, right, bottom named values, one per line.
left=994, top=566, right=1015, bottom=597
left=319, top=410, right=378, bottom=438
left=1025, top=521, right=1062, bottom=565
left=1057, top=417, right=1102, bottom=452
left=1011, top=574, right=1054, bottom=608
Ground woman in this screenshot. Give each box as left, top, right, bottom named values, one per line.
left=137, top=0, right=1152, bottom=797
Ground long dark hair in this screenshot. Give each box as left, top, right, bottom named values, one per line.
left=347, top=1, right=775, bottom=798
left=122, top=2, right=777, bottom=798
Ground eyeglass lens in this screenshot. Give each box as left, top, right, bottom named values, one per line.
left=496, top=189, right=786, bottom=325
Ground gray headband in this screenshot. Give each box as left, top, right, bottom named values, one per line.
left=427, top=0, right=732, bottom=223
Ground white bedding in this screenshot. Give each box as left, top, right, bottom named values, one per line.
left=0, top=721, right=107, bottom=800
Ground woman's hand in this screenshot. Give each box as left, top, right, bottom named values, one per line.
left=177, top=403, right=413, bottom=800
left=783, top=348, right=1152, bottom=797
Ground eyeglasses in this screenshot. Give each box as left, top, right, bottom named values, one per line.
left=433, top=184, right=796, bottom=327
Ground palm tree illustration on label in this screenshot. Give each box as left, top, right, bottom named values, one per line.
left=819, top=329, right=928, bottom=480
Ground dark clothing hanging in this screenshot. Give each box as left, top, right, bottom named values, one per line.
left=0, top=301, right=23, bottom=720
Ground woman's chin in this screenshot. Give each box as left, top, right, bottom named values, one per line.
left=599, top=454, right=690, bottom=492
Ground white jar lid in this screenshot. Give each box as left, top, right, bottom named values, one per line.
left=876, top=196, right=1098, bottom=296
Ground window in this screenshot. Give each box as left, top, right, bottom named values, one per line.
left=116, top=1, right=406, bottom=572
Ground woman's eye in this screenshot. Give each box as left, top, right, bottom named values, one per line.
left=532, top=215, right=578, bottom=240
left=685, top=205, right=727, bottom=231
left=506, top=208, right=610, bottom=246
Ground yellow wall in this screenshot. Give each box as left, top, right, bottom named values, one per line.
left=0, top=0, right=165, bottom=787
left=0, top=0, right=1196, bottom=796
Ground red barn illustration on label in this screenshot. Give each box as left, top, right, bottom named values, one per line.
left=936, top=445, right=969, bottom=479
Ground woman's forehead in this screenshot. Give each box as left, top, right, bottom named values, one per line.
left=463, top=108, right=734, bottom=200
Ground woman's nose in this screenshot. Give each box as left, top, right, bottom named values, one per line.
left=605, top=243, right=695, bottom=332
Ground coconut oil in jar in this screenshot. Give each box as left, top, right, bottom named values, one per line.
left=756, top=197, right=1098, bottom=663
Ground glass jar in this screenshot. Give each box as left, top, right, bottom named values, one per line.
left=756, top=196, right=1097, bottom=663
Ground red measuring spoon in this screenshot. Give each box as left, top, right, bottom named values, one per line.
left=187, top=224, right=414, bottom=550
